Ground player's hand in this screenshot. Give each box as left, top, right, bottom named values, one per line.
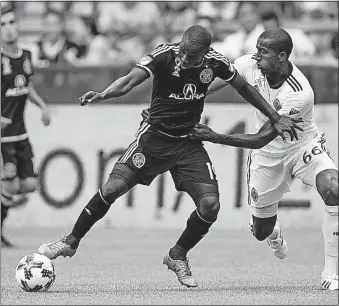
left=79, top=91, right=102, bottom=106
left=273, top=115, right=304, bottom=142
left=1, top=117, right=12, bottom=130
left=188, top=124, right=218, bottom=142
left=41, top=107, right=51, bottom=126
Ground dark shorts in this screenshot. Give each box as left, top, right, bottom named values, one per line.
left=1, top=138, right=36, bottom=179
left=116, top=122, right=218, bottom=190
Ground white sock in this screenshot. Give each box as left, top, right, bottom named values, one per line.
left=322, top=205, right=338, bottom=276
left=268, top=219, right=281, bottom=240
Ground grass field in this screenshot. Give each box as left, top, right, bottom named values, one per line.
left=1, top=226, right=338, bottom=305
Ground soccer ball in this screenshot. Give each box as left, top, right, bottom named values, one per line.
left=15, top=253, right=56, bottom=292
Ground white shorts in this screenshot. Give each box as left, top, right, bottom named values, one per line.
left=247, top=133, right=337, bottom=218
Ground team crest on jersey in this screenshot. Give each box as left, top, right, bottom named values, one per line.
left=251, top=187, right=258, bottom=202
left=138, top=55, right=153, bottom=66
left=172, top=57, right=181, bottom=77
left=273, top=98, right=282, bottom=111
left=132, top=153, right=145, bottom=168
left=2, top=57, right=12, bottom=75
left=23, top=59, right=32, bottom=75
left=200, top=68, right=213, bottom=83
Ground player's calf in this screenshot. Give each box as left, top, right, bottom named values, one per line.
left=250, top=215, right=276, bottom=241
left=20, top=177, right=39, bottom=194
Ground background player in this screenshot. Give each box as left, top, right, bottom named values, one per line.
left=190, top=28, right=338, bottom=290
left=1, top=6, right=51, bottom=247
left=38, top=25, right=302, bottom=288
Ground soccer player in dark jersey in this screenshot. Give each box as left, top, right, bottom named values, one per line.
left=1, top=7, right=51, bottom=247
left=39, top=25, right=302, bottom=287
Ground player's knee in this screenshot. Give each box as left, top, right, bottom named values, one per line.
left=316, top=169, right=338, bottom=206
left=101, top=164, right=138, bottom=204
left=196, top=194, right=220, bottom=222
left=252, top=216, right=276, bottom=241
left=20, top=177, right=39, bottom=193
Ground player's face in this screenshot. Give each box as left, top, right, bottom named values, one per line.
left=43, top=14, right=63, bottom=40
left=254, top=38, right=281, bottom=74
left=178, top=42, right=207, bottom=69
left=1, top=12, right=19, bottom=43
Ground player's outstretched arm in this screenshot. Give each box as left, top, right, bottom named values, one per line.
left=79, top=68, right=149, bottom=106
left=228, top=73, right=303, bottom=141
left=188, top=119, right=302, bottom=149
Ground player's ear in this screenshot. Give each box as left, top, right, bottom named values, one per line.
left=278, top=52, right=287, bottom=62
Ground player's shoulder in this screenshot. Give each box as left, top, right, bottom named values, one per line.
left=149, top=43, right=178, bottom=58
left=233, top=54, right=257, bottom=68
left=205, top=47, right=232, bottom=65
left=285, top=62, right=313, bottom=95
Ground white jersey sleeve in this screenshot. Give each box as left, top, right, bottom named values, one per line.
left=233, top=54, right=255, bottom=81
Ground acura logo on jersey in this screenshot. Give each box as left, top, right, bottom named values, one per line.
left=14, top=74, right=26, bottom=87
left=169, top=84, right=205, bottom=100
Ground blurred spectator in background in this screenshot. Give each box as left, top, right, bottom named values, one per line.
left=64, top=16, right=111, bottom=66
left=159, top=1, right=197, bottom=43
left=212, top=2, right=263, bottom=60
left=260, top=11, right=316, bottom=61
left=96, top=1, right=162, bottom=64
left=35, top=10, right=85, bottom=67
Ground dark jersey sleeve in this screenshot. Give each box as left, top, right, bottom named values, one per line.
left=135, top=44, right=170, bottom=78
left=210, top=50, right=236, bottom=82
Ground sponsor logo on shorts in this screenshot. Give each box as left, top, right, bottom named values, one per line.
left=251, top=187, right=258, bottom=202
left=333, top=231, right=339, bottom=236
left=273, top=98, right=282, bottom=111
left=200, top=68, right=213, bottom=83
left=132, top=152, right=146, bottom=168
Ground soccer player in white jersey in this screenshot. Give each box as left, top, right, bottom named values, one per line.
left=190, top=28, right=338, bottom=290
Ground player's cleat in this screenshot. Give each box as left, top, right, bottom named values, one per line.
left=321, top=273, right=338, bottom=290
left=163, top=253, right=198, bottom=288
left=266, top=229, right=288, bottom=259
left=38, top=234, right=79, bottom=260
left=1, top=235, right=14, bottom=248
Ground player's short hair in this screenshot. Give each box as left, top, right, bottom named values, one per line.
left=1, top=3, right=15, bottom=16
left=259, top=28, right=293, bottom=58
left=182, top=25, right=212, bottom=50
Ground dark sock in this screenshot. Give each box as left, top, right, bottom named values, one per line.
left=170, top=210, right=214, bottom=260
left=71, top=191, right=110, bottom=241
left=1, top=204, right=9, bottom=232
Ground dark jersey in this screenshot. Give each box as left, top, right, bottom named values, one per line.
left=136, top=43, right=235, bottom=137
left=1, top=48, right=33, bottom=141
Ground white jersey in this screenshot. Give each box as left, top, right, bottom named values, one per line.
left=234, top=54, right=319, bottom=157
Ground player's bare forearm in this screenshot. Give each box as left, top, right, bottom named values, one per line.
left=28, top=82, right=47, bottom=108
left=100, top=68, right=149, bottom=101
left=189, top=121, right=277, bottom=149
left=229, top=74, right=280, bottom=123
left=100, top=75, right=132, bottom=100
left=213, top=128, right=276, bottom=149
